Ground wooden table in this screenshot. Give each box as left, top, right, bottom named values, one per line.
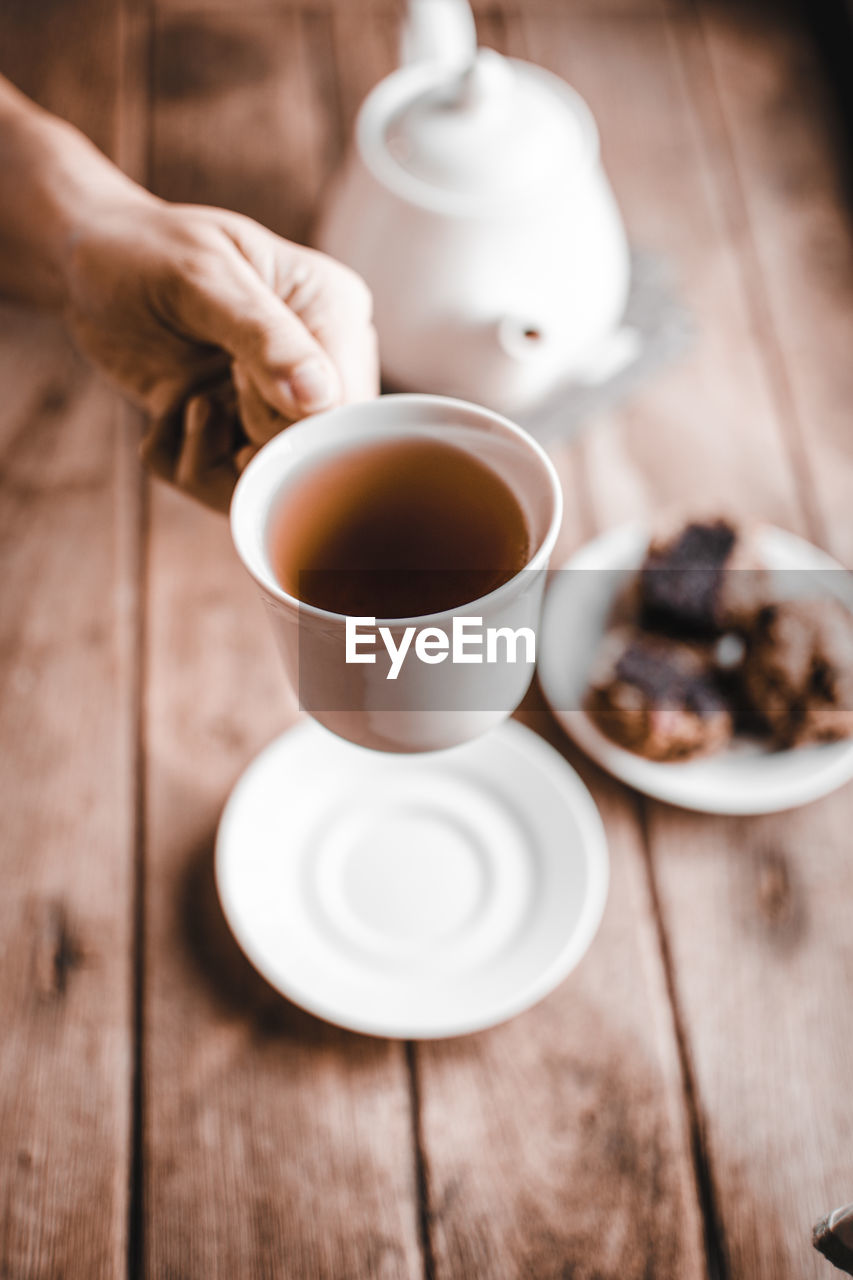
left=2, top=1, right=852, bottom=1276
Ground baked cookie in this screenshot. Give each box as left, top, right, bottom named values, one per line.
left=742, top=597, right=853, bottom=747
left=586, top=627, right=734, bottom=761
left=640, top=516, right=767, bottom=636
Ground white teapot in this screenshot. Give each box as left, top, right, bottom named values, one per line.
left=316, top=0, right=631, bottom=416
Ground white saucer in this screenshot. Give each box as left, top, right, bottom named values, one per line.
left=215, top=719, right=608, bottom=1039
left=538, top=522, right=853, bottom=815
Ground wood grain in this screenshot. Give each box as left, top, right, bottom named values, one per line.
left=522, top=10, right=807, bottom=537
left=0, top=3, right=139, bottom=1276
left=151, top=5, right=332, bottom=242
left=414, top=743, right=709, bottom=1278
left=689, top=3, right=853, bottom=564
left=0, top=309, right=132, bottom=1280
left=517, top=6, right=853, bottom=1279
left=141, top=11, right=423, bottom=1275
left=2, top=0, right=852, bottom=1276
left=141, top=490, right=423, bottom=1278
left=403, top=11, right=708, bottom=1278
left=647, top=8, right=853, bottom=1278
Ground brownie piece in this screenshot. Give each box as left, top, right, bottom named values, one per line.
left=742, top=597, right=853, bottom=747
left=640, top=518, right=766, bottom=636
left=586, top=627, right=734, bottom=761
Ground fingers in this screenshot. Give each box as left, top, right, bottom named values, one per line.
left=280, top=253, right=380, bottom=406
left=139, top=405, right=183, bottom=482
left=140, top=380, right=247, bottom=514
left=169, top=242, right=342, bottom=421
left=232, top=361, right=289, bottom=446
left=174, top=393, right=239, bottom=513
left=314, top=308, right=380, bottom=407
left=151, top=209, right=378, bottom=435
left=235, top=442, right=258, bottom=474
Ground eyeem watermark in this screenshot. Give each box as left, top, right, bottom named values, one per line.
left=346, top=616, right=536, bottom=680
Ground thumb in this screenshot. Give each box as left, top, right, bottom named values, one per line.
left=173, top=248, right=341, bottom=419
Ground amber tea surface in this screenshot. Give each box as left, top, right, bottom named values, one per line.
left=269, top=435, right=531, bottom=618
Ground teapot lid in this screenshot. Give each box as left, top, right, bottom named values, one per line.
left=382, top=49, right=590, bottom=203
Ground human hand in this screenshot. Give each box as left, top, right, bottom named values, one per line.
left=63, top=194, right=378, bottom=510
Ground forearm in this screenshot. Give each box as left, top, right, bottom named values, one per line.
left=0, top=75, right=149, bottom=308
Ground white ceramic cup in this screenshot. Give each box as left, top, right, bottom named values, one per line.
left=230, top=393, right=562, bottom=752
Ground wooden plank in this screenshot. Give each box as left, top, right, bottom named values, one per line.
left=523, top=13, right=806, bottom=536
left=642, top=6, right=853, bottom=1277
left=646, top=792, right=853, bottom=1280
left=0, top=309, right=132, bottom=1280
left=403, top=11, right=707, bottom=1278
left=0, top=2, right=142, bottom=1276
left=143, top=10, right=423, bottom=1275
left=687, top=3, right=853, bottom=564
left=150, top=5, right=330, bottom=241
left=0, top=0, right=120, bottom=150
left=328, top=0, right=398, bottom=148
left=517, top=6, right=853, bottom=1279
left=415, top=727, right=709, bottom=1278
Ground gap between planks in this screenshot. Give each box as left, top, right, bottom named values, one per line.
left=405, top=1042, right=438, bottom=1280
left=634, top=795, right=731, bottom=1280
left=115, top=401, right=148, bottom=1280
left=575, top=437, right=725, bottom=1280
left=116, top=2, right=154, bottom=1275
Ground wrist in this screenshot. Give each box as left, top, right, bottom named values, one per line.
left=0, top=95, right=153, bottom=308
left=45, top=121, right=154, bottom=306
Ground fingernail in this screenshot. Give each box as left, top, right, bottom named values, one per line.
left=288, top=359, right=337, bottom=412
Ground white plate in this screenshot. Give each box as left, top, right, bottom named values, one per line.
left=538, top=522, right=853, bottom=815
left=215, top=719, right=609, bottom=1039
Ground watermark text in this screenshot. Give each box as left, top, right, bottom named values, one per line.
left=346, top=616, right=536, bottom=680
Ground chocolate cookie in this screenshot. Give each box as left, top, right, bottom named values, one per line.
left=640, top=517, right=767, bottom=636
left=742, top=597, right=853, bottom=747
left=586, top=627, right=734, bottom=761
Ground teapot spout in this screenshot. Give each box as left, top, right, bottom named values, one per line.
left=400, top=0, right=477, bottom=70
left=496, top=316, right=549, bottom=363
